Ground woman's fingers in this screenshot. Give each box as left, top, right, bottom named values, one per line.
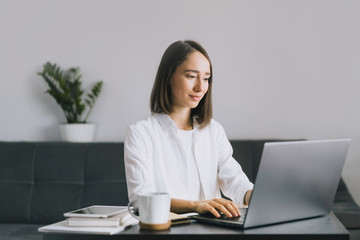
left=211, top=201, right=233, bottom=218
left=194, top=198, right=240, bottom=218
left=207, top=206, right=221, bottom=218
left=225, top=201, right=240, bottom=217
left=213, top=199, right=239, bottom=218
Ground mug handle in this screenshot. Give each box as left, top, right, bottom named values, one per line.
left=127, top=200, right=140, bottom=221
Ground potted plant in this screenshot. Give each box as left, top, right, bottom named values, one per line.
left=38, top=62, right=103, bottom=142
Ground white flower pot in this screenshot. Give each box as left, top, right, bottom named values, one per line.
left=59, top=123, right=96, bottom=142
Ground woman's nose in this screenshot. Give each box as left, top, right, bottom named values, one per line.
left=194, top=78, right=204, bottom=92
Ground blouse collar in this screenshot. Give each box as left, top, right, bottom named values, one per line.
left=153, top=112, right=200, bottom=133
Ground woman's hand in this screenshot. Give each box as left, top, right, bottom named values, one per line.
left=194, top=198, right=240, bottom=218
left=192, top=198, right=240, bottom=218
left=171, top=198, right=240, bottom=218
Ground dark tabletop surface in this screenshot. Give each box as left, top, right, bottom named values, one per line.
left=43, top=212, right=349, bottom=240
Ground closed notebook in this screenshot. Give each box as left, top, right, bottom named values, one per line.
left=169, top=212, right=192, bottom=226
left=66, top=211, right=136, bottom=227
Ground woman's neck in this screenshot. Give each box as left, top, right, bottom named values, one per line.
left=169, top=108, right=193, bottom=130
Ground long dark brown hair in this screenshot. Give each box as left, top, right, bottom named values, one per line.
left=150, top=40, right=213, bottom=129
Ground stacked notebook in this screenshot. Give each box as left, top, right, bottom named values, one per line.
left=39, top=205, right=193, bottom=235
left=66, top=210, right=137, bottom=227
left=39, top=206, right=138, bottom=235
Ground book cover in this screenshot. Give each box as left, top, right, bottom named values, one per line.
left=38, top=220, right=137, bottom=235
left=66, top=211, right=135, bottom=227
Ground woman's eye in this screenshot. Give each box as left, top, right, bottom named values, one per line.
left=204, top=78, right=210, bottom=81
left=187, top=75, right=196, bottom=79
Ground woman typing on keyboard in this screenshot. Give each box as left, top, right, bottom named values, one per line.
left=124, top=40, right=253, bottom=218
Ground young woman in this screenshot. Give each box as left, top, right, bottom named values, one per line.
left=124, top=40, right=253, bottom=218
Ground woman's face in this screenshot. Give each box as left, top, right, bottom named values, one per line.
left=170, top=51, right=211, bottom=112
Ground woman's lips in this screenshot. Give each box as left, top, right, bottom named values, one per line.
left=190, top=95, right=201, bottom=101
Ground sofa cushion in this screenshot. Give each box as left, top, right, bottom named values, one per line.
left=0, top=143, right=37, bottom=223
left=0, top=142, right=128, bottom=224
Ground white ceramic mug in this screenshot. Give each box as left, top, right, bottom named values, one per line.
left=127, top=192, right=170, bottom=225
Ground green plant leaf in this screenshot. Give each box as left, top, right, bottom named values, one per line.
left=39, top=62, right=103, bottom=123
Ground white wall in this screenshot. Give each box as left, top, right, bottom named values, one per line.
left=1, top=0, right=359, bottom=204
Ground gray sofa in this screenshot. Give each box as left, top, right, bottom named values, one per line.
left=0, top=141, right=359, bottom=240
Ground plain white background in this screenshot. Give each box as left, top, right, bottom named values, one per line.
left=1, top=0, right=359, bottom=204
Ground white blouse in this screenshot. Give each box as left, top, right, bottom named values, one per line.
left=124, top=113, right=253, bottom=206
left=176, top=128, right=203, bottom=200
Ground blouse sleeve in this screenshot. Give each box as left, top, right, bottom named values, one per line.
left=216, top=123, right=254, bottom=206
left=124, top=125, right=156, bottom=202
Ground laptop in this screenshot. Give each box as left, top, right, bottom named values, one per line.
left=192, top=139, right=350, bottom=229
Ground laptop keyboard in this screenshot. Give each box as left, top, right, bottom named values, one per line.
left=200, top=212, right=244, bottom=223
left=218, top=214, right=244, bottom=222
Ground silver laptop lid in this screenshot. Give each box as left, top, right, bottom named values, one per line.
left=244, top=139, right=350, bottom=228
